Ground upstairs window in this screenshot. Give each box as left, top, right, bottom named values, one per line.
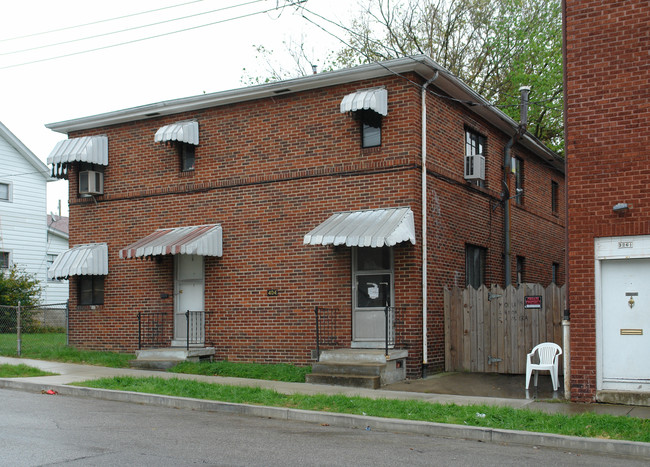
left=512, top=157, right=523, bottom=204
left=180, top=143, right=195, bottom=172
left=552, top=262, right=559, bottom=284
left=465, top=244, right=486, bottom=289
left=359, top=109, right=382, bottom=148
left=464, top=129, right=486, bottom=186
left=340, top=88, right=387, bottom=149
left=154, top=120, right=199, bottom=173
left=551, top=180, right=559, bottom=214
left=0, top=182, right=10, bottom=201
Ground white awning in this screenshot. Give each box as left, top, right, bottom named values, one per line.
left=120, top=224, right=222, bottom=258
left=304, top=207, right=415, bottom=248
left=154, top=120, right=199, bottom=145
left=48, top=243, right=108, bottom=280
left=340, top=88, right=388, bottom=116
left=47, top=136, right=108, bottom=178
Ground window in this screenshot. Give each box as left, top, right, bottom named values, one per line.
left=358, top=109, right=382, bottom=148
left=47, top=254, right=61, bottom=282
left=0, top=251, right=9, bottom=269
left=551, top=181, right=559, bottom=214
left=512, top=157, right=523, bottom=204
left=0, top=182, right=10, bottom=201
left=180, top=143, right=195, bottom=172
left=79, top=276, right=104, bottom=305
left=465, top=129, right=486, bottom=186
left=465, top=244, right=486, bottom=288
left=516, top=256, right=525, bottom=285
left=354, top=247, right=392, bottom=308
left=552, top=262, right=559, bottom=284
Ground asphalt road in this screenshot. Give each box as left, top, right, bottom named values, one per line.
left=0, top=388, right=643, bottom=467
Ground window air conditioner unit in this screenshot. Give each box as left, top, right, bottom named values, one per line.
left=464, top=154, right=485, bottom=181
left=79, top=170, right=104, bottom=195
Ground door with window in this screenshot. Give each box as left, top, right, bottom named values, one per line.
left=173, top=254, right=204, bottom=346
left=352, top=247, right=393, bottom=347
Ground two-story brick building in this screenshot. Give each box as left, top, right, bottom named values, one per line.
left=564, top=1, right=650, bottom=403
left=46, top=55, right=565, bottom=378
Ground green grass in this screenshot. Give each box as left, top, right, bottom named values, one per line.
left=170, top=360, right=312, bottom=382
left=0, top=333, right=133, bottom=368
left=75, top=375, right=650, bottom=443
left=0, top=363, right=57, bottom=378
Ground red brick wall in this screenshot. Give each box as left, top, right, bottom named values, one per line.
left=65, top=72, right=564, bottom=378
left=565, top=0, right=650, bottom=401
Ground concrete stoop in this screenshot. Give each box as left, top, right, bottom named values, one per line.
left=596, top=390, right=650, bottom=407
left=306, top=349, right=408, bottom=389
left=130, top=347, right=215, bottom=371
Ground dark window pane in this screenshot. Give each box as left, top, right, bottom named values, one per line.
left=181, top=144, right=195, bottom=171
left=362, top=124, right=381, bottom=147
left=356, top=273, right=391, bottom=308
left=357, top=247, right=390, bottom=271
left=465, top=245, right=486, bottom=288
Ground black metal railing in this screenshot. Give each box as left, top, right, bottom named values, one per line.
left=314, top=306, right=339, bottom=361
left=137, top=311, right=171, bottom=350
left=184, top=310, right=206, bottom=351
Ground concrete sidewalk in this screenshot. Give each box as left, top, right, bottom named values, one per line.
left=1, top=356, right=649, bottom=460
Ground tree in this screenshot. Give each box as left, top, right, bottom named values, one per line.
left=247, top=0, right=564, bottom=153
left=0, top=265, right=41, bottom=332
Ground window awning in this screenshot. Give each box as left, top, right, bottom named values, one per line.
left=120, top=224, right=222, bottom=259
left=48, top=243, right=108, bottom=280
left=340, top=88, right=388, bottom=116
left=47, top=136, right=108, bottom=178
left=304, top=207, right=415, bottom=248
left=154, top=120, right=199, bottom=145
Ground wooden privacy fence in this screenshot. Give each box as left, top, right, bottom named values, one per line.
left=444, top=283, right=565, bottom=374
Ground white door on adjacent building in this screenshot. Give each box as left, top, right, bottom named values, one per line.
left=600, top=257, right=650, bottom=390
left=173, top=254, right=204, bottom=346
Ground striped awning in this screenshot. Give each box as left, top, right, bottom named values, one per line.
left=120, top=224, right=222, bottom=259
left=340, top=88, right=388, bottom=116
left=48, top=243, right=108, bottom=280
left=154, top=120, right=199, bottom=145
left=304, top=207, right=415, bottom=248
left=47, top=136, right=108, bottom=178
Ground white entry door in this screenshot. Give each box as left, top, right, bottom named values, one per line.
left=173, top=254, right=204, bottom=345
left=600, top=258, right=650, bottom=390
left=352, top=247, right=393, bottom=347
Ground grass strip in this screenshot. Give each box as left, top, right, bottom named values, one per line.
left=74, top=376, right=650, bottom=443
left=169, top=360, right=311, bottom=382
left=0, top=363, right=57, bottom=378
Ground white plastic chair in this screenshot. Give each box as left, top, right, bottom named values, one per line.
left=525, top=342, right=562, bottom=391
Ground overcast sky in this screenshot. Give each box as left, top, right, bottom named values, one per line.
left=1, top=0, right=357, bottom=216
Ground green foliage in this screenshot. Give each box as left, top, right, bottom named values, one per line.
left=170, top=360, right=312, bottom=383
left=0, top=265, right=41, bottom=308
left=76, top=376, right=650, bottom=443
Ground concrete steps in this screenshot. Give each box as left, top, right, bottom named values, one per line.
left=130, top=347, right=215, bottom=371
left=306, top=349, right=408, bottom=389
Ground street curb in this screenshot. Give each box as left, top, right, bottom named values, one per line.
left=2, top=378, right=649, bottom=460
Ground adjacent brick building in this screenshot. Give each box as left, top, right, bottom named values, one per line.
left=564, top=1, right=650, bottom=402
left=47, top=56, right=564, bottom=378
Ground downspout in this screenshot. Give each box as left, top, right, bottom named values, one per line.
left=503, top=86, right=530, bottom=286
left=421, top=71, right=438, bottom=370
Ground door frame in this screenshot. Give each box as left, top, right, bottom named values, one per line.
left=351, top=246, right=394, bottom=348
left=595, top=235, right=650, bottom=391
left=173, top=254, right=205, bottom=346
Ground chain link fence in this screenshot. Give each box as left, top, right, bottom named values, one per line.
left=0, top=302, right=68, bottom=357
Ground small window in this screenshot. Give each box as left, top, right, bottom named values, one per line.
left=516, top=256, right=525, bottom=285
left=552, top=262, right=559, bottom=284
left=0, top=251, right=9, bottom=269
left=180, top=143, right=195, bottom=172
left=512, top=157, right=523, bottom=204
left=357, top=109, right=382, bottom=148
left=0, top=182, right=10, bottom=201
left=47, top=254, right=61, bottom=282
left=465, top=129, right=486, bottom=187
left=551, top=181, right=559, bottom=214
left=465, top=244, right=486, bottom=288
left=79, top=276, right=104, bottom=305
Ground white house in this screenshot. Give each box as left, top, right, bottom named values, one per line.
left=0, top=121, right=62, bottom=303
left=44, top=214, right=69, bottom=304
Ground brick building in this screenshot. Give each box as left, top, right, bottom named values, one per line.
left=564, top=1, right=650, bottom=402
left=47, top=56, right=564, bottom=378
